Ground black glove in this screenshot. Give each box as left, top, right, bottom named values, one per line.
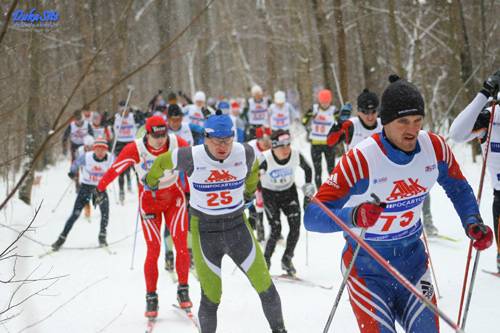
left=481, top=70, right=500, bottom=98
left=67, top=171, right=76, bottom=180
left=202, top=107, right=212, bottom=118
left=93, top=189, right=106, bottom=207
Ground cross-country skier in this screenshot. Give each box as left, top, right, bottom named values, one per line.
left=145, top=111, right=287, bottom=333
left=326, top=88, right=382, bottom=150
left=113, top=100, right=139, bottom=203
left=247, top=126, right=272, bottom=241
left=260, top=130, right=314, bottom=275
left=96, top=116, right=192, bottom=318
left=166, top=104, right=204, bottom=146
left=245, top=84, right=270, bottom=139
left=184, top=91, right=214, bottom=127
left=62, top=110, right=94, bottom=162
left=52, top=137, right=112, bottom=251
left=302, top=89, right=338, bottom=189
left=90, top=112, right=113, bottom=142
left=304, top=75, right=493, bottom=332
left=449, top=69, right=500, bottom=272
left=269, top=91, right=299, bottom=131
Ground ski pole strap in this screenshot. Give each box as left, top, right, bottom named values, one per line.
left=310, top=197, right=464, bottom=333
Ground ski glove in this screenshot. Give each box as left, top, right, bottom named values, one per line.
left=339, top=102, right=353, bottom=123
left=93, top=189, right=106, bottom=207
left=302, top=183, right=316, bottom=198
left=67, top=171, right=76, bottom=180
left=352, top=194, right=386, bottom=228
left=481, top=70, right=500, bottom=98
left=466, top=216, right=493, bottom=251
left=142, top=175, right=159, bottom=198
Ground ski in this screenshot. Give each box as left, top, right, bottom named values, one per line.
left=145, top=318, right=156, bottom=333
left=271, top=274, right=333, bottom=290
left=482, top=269, right=500, bottom=277
left=428, top=234, right=459, bottom=242
left=100, top=246, right=117, bottom=255
left=38, top=249, right=55, bottom=259
left=172, top=304, right=201, bottom=332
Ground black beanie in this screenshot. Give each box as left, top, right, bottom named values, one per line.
left=357, top=88, right=379, bottom=110
left=167, top=104, right=183, bottom=117
left=380, top=74, right=425, bottom=125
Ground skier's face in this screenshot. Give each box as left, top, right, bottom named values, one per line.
left=206, top=136, right=233, bottom=160
left=384, top=115, right=423, bottom=152
left=258, top=137, right=272, bottom=151
left=273, top=144, right=291, bottom=160
left=358, top=109, right=378, bottom=126
left=195, top=100, right=205, bottom=108
left=94, top=147, right=107, bottom=159
left=148, top=134, right=167, bottom=149
left=167, top=116, right=183, bottom=131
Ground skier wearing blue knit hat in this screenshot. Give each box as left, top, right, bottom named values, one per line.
left=145, top=110, right=287, bottom=333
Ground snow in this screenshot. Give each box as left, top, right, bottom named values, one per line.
left=1, top=135, right=499, bottom=333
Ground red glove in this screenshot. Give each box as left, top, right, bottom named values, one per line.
left=467, top=222, right=493, bottom=251
left=352, top=194, right=386, bottom=228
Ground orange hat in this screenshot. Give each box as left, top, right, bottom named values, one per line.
left=318, top=89, right=332, bottom=105
left=93, top=137, right=109, bottom=150
left=255, top=126, right=272, bottom=139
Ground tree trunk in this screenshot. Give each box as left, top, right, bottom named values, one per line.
left=333, top=0, right=348, bottom=102
left=388, top=0, right=405, bottom=77
left=19, top=4, right=41, bottom=205
left=311, top=0, right=335, bottom=90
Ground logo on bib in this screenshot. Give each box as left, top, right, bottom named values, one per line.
left=386, top=178, right=426, bottom=201
left=207, top=170, right=237, bottom=182
left=327, top=173, right=340, bottom=188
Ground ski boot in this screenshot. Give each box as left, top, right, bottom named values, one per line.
left=51, top=235, right=66, bottom=251
left=177, top=284, right=192, bottom=309
left=497, top=254, right=500, bottom=273
left=272, top=329, right=287, bottom=333
left=98, top=232, right=108, bottom=247
left=424, top=221, right=439, bottom=237
left=164, top=251, right=174, bottom=271
left=145, top=292, right=158, bottom=318
left=281, top=255, right=296, bottom=276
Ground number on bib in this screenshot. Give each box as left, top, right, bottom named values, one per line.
left=207, top=191, right=233, bottom=207
left=380, top=211, right=414, bottom=232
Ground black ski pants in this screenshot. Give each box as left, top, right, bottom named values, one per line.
left=262, top=185, right=301, bottom=261
left=311, top=144, right=335, bottom=189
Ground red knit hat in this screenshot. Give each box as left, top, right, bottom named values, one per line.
left=145, top=116, right=167, bottom=136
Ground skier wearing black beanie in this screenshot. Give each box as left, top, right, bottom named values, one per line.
left=380, top=74, right=425, bottom=125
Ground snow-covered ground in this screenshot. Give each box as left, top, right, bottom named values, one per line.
left=1, top=136, right=499, bottom=333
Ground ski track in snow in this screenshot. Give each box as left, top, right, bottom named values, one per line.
left=1, top=134, right=499, bottom=332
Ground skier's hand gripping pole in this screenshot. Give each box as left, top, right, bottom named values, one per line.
left=310, top=196, right=465, bottom=333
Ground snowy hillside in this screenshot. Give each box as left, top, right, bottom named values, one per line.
left=1, top=138, right=499, bottom=333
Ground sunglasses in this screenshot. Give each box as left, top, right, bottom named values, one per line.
left=209, top=136, right=233, bottom=145
left=360, top=108, right=377, bottom=115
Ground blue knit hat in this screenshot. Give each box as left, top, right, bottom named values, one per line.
left=205, top=111, right=234, bottom=138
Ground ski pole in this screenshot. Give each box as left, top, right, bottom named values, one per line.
left=323, top=193, right=384, bottom=332
left=458, top=99, right=497, bottom=328
left=310, top=197, right=464, bottom=333
left=110, top=84, right=135, bottom=156
left=323, top=229, right=366, bottom=333
left=51, top=180, right=73, bottom=213
left=130, top=204, right=141, bottom=270
left=421, top=228, right=442, bottom=299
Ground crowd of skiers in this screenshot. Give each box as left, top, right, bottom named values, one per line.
left=51, top=69, right=500, bottom=333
